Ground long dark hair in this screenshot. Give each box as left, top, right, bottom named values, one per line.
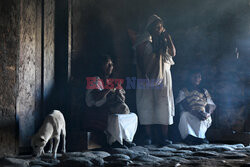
left=96, top=54, right=114, bottom=77
left=187, top=68, right=203, bottom=92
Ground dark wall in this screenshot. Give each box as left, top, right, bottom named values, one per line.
left=71, top=0, right=250, bottom=133
left=17, top=0, right=56, bottom=151
left=18, top=0, right=41, bottom=149
left=0, top=0, right=20, bottom=156
left=0, top=0, right=57, bottom=155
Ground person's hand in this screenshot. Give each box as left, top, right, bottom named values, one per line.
left=109, top=88, right=116, bottom=93
left=115, top=88, right=121, bottom=94
left=115, top=89, right=126, bottom=101
left=198, top=111, right=208, bottom=121
left=160, top=30, right=169, bottom=46
left=161, top=30, right=168, bottom=41
left=161, top=30, right=176, bottom=57
left=205, top=112, right=211, bottom=119
left=152, top=35, right=164, bottom=53
left=190, top=110, right=207, bottom=121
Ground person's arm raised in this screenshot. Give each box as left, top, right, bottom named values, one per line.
left=166, top=33, right=176, bottom=57
left=91, top=89, right=112, bottom=101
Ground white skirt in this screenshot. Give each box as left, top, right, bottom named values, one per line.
left=136, top=63, right=175, bottom=125
left=106, top=113, right=138, bottom=145
left=178, top=111, right=212, bottom=139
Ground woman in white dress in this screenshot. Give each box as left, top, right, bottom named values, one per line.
left=134, top=15, right=176, bottom=145
left=85, top=55, right=138, bottom=148
left=176, top=70, right=216, bottom=144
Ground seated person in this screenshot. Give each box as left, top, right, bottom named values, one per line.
left=175, top=69, right=216, bottom=144
left=85, top=55, right=138, bottom=148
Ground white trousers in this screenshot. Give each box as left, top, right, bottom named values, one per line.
left=106, top=113, right=138, bottom=145
left=178, top=112, right=212, bottom=139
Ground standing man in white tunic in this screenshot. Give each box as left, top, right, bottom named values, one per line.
left=134, top=14, right=176, bottom=145
left=176, top=70, right=216, bottom=144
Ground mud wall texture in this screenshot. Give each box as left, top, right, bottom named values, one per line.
left=0, top=0, right=20, bottom=156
